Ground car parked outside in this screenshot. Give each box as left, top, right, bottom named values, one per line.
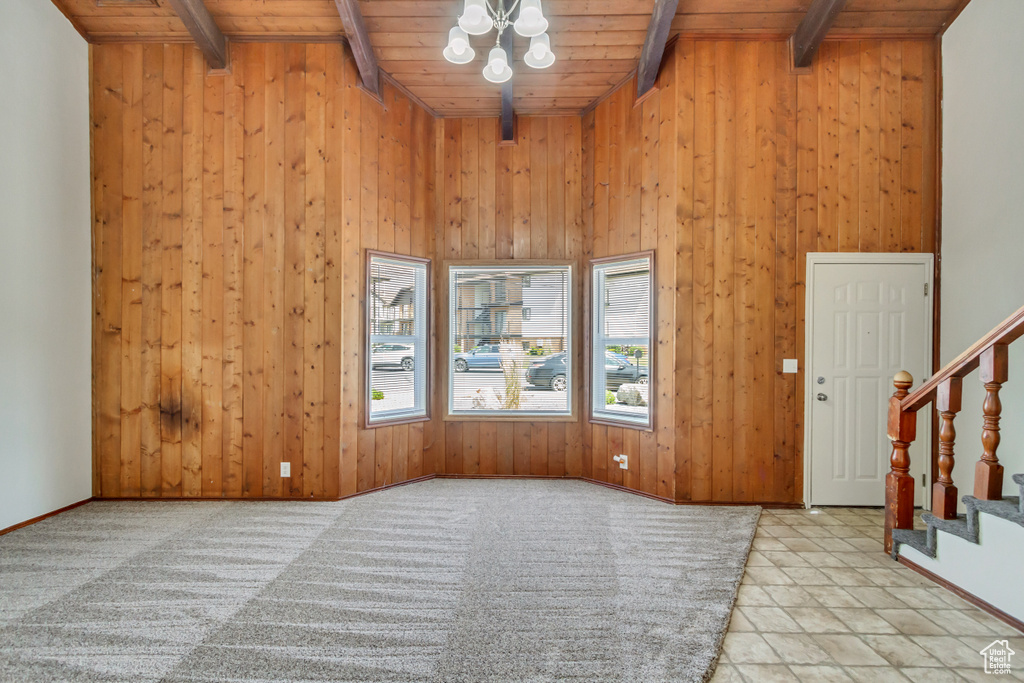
left=453, top=344, right=503, bottom=372
left=524, top=352, right=648, bottom=392
left=525, top=353, right=569, bottom=391
left=370, top=343, right=415, bottom=371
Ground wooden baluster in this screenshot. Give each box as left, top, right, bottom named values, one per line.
left=975, top=344, right=1007, bottom=500
left=933, top=377, right=962, bottom=519
left=884, top=371, right=917, bottom=554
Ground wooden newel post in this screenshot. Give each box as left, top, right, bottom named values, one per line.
left=976, top=344, right=1007, bottom=500
left=933, top=377, right=962, bottom=519
left=885, top=371, right=916, bottom=554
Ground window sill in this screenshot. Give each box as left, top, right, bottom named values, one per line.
left=364, top=414, right=431, bottom=429
left=588, top=416, right=654, bottom=432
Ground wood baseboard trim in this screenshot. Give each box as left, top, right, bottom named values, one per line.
left=0, top=498, right=95, bottom=537
left=897, top=555, right=1024, bottom=635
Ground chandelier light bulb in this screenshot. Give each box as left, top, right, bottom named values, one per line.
left=444, top=26, right=476, bottom=64
left=482, top=46, right=513, bottom=84
left=514, top=0, right=548, bottom=37
left=524, top=33, right=555, bottom=69
left=459, top=0, right=494, bottom=35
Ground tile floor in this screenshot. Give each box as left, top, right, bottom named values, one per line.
left=712, top=506, right=1024, bottom=682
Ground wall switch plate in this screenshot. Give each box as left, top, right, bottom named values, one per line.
left=612, top=454, right=629, bottom=470
left=782, top=359, right=798, bottom=374
left=281, top=462, right=291, bottom=478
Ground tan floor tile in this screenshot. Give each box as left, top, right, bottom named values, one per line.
left=744, top=566, right=798, bottom=586
left=736, top=584, right=777, bottom=606
left=845, top=587, right=910, bottom=609
left=762, top=633, right=835, bottom=665
left=883, top=587, right=960, bottom=610
left=782, top=567, right=836, bottom=586
left=813, top=538, right=860, bottom=552
left=764, top=586, right=823, bottom=608
left=723, top=632, right=783, bottom=664
left=797, top=552, right=849, bottom=568
left=875, top=609, right=949, bottom=635
left=747, top=551, right=776, bottom=567
left=910, top=635, right=988, bottom=668
left=811, top=634, right=891, bottom=666
left=734, top=664, right=800, bottom=682
left=844, top=538, right=884, bottom=552
left=779, top=538, right=826, bottom=552
left=825, top=568, right=878, bottom=587
left=804, top=586, right=865, bottom=609
left=788, top=664, right=856, bottom=682
left=829, top=608, right=900, bottom=634
left=763, top=551, right=813, bottom=567
left=858, top=568, right=923, bottom=588
left=740, top=606, right=806, bottom=633
left=845, top=666, right=912, bottom=682
left=858, top=634, right=944, bottom=667
left=899, top=667, right=967, bottom=682
left=919, top=609, right=1002, bottom=637
left=753, top=538, right=792, bottom=552
left=710, top=663, right=746, bottom=683
left=787, top=607, right=852, bottom=633
left=727, top=609, right=757, bottom=632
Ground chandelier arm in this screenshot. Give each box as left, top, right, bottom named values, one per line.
left=483, top=0, right=497, bottom=19
left=505, top=0, right=522, bottom=18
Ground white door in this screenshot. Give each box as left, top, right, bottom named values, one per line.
left=808, top=258, right=932, bottom=507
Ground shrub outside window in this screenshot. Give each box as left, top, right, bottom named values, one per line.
left=591, top=252, right=654, bottom=430
left=366, top=251, right=430, bottom=426
left=447, top=262, right=574, bottom=419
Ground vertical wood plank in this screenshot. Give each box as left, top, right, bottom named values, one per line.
left=160, top=44, right=183, bottom=497
left=140, top=44, right=164, bottom=497
left=120, top=44, right=144, bottom=498
left=241, top=43, right=266, bottom=498
left=262, top=44, right=286, bottom=497
left=201, top=66, right=225, bottom=497
left=222, top=42, right=245, bottom=498
left=304, top=43, right=327, bottom=498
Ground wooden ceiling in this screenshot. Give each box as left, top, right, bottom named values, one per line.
left=54, top=0, right=968, bottom=116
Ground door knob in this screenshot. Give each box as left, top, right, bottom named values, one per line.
left=817, top=393, right=828, bottom=402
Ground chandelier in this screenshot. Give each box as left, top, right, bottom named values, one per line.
left=443, top=0, right=556, bottom=84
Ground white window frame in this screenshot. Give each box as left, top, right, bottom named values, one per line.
left=365, top=250, right=431, bottom=427
left=445, top=261, right=575, bottom=421
left=590, top=251, right=655, bottom=430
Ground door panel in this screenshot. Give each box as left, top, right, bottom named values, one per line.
left=810, top=261, right=931, bottom=506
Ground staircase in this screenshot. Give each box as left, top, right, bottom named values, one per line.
left=891, top=473, right=1024, bottom=557
left=883, top=304, right=1024, bottom=627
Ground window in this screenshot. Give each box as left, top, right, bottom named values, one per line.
left=591, top=252, right=653, bottom=429
left=447, top=262, right=573, bottom=418
left=366, top=251, right=430, bottom=426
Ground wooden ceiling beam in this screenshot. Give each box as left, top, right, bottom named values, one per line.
left=789, top=0, right=849, bottom=69
left=636, top=0, right=680, bottom=99
left=164, top=0, right=228, bottom=70
left=333, top=0, right=381, bottom=99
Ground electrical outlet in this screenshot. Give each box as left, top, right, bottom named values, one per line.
left=281, top=462, right=291, bottom=478
left=612, top=454, right=629, bottom=470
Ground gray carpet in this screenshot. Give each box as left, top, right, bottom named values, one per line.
left=0, top=479, right=760, bottom=682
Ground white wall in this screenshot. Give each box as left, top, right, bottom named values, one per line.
left=942, top=0, right=1024, bottom=503
left=0, top=0, right=92, bottom=530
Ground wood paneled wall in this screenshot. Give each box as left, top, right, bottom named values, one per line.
left=581, top=38, right=937, bottom=503
left=431, top=116, right=587, bottom=480
left=91, top=42, right=436, bottom=499
left=91, top=37, right=937, bottom=504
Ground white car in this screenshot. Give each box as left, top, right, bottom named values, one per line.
left=371, top=344, right=415, bottom=371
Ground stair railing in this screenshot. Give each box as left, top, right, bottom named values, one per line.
left=884, top=304, right=1024, bottom=553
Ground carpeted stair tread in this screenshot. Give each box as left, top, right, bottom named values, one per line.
left=891, top=529, right=932, bottom=558
left=965, top=494, right=1024, bottom=527
left=921, top=513, right=973, bottom=542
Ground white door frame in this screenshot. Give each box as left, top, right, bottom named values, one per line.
left=803, top=252, right=935, bottom=509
